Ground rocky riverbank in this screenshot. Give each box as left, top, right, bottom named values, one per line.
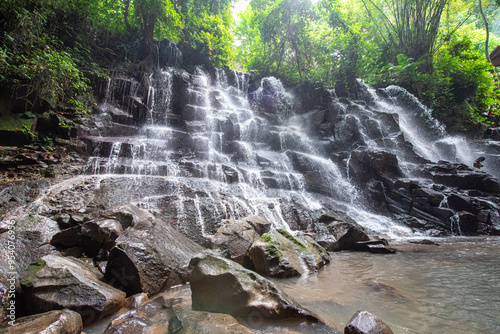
left=1, top=172, right=396, bottom=333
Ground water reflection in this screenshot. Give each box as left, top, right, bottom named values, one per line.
left=275, top=237, right=500, bottom=334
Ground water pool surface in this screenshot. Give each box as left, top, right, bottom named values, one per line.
left=275, top=237, right=500, bottom=333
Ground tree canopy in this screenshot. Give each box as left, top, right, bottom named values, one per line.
left=235, top=0, right=500, bottom=134
left=1, top=0, right=499, bottom=135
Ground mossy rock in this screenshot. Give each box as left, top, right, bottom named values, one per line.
left=20, top=260, right=47, bottom=288
left=190, top=252, right=324, bottom=324
left=250, top=230, right=330, bottom=278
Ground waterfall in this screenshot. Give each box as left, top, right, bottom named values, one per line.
left=85, top=68, right=500, bottom=242
left=359, top=82, right=500, bottom=179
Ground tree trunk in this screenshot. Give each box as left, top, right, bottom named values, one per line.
left=124, top=0, right=132, bottom=33
left=478, top=0, right=490, bottom=63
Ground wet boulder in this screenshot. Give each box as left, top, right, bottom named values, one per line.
left=248, top=77, right=293, bottom=118
left=50, top=226, right=84, bottom=249
left=81, top=219, right=124, bottom=257
left=453, top=211, right=478, bottom=235
left=312, top=212, right=370, bottom=251
left=446, top=194, right=480, bottom=214
left=210, top=218, right=260, bottom=266
left=249, top=229, right=330, bottom=278
left=100, top=204, right=148, bottom=230
left=243, top=216, right=272, bottom=235
left=103, top=297, right=170, bottom=334
left=477, top=210, right=500, bottom=235
left=334, top=115, right=366, bottom=150
left=0, top=215, right=60, bottom=272
left=104, top=312, right=157, bottom=334
left=104, top=205, right=204, bottom=296
left=4, top=309, right=83, bottom=334
left=190, top=252, right=323, bottom=323
left=286, top=151, right=345, bottom=195
left=20, top=255, right=126, bottom=324
left=344, top=310, right=394, bottom=334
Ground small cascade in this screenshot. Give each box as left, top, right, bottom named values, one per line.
left=439, top=196, right=449, bottom=208
left=450, top=213, right=463, bottom=236
left=361, top=82, right=500, bottom=179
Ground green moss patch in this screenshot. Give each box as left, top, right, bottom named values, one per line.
left=0, top=115, right=33, bottom=131
left=277, top=229, right=307, bottom=251
left=20, top=260, right=46, bottom=287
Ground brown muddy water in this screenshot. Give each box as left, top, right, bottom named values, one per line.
left=86, top=237, right=500, bottom=333
left=276, top=237, right=500, bottom=334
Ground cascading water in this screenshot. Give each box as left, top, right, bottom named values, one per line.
left=363, top=82, right=500, bottom=179
left=84, top=67, right=499, bottom=243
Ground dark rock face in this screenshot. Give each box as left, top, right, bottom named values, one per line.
left=4, top=309, right=83, bottom=334
left=190, top=252, right=323, bottom=323
left=249, top=229, right=330, bottom=278
left=348, top=150, right=403, bottom=187
left=383, top=160, right=500, bottom=236
left=80, top=65, right=500, bottom=242
left=344, top=310, right=394, bottom=334
left=104, top=205, right=203, bottom=296
left=248, top=77, right=293, bottom=119
left=20, top=255, right=126, bottom=324
left=426, top=161, right=500, bottom=193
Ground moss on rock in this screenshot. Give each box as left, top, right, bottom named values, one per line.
left=20, top=260, right=46, bottom=288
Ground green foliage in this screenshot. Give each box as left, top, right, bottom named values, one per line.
left=181, top=0, right=235, bottom=67
left=277, top=229, right=307, bottom=250
left=134, top=0, right=183, bottom=41
left=19, top=124, right=37, bottom=139
left=0, top=1, right=95, bottom=114
left=1, top=0, right=499, bottom=137
left=235, top=0, right=315, bottom=84
left=20, top=259, right=46, bottom=287
left=367, top=36, right=499, bottom=134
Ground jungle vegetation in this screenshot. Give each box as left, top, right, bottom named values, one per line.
left=1, top=0, right=500, bottom=135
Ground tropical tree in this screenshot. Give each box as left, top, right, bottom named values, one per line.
left=359, top=0, right=448, bottom=70
left=133, top=0, right=182, bottom=68
left=236, top=0, right=315, bottom=83
left=179, top=0, right=235, bottom=67
left=320, top=0, right=360, bottom=97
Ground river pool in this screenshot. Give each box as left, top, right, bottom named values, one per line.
left=275, top=237, right=500, bottom=334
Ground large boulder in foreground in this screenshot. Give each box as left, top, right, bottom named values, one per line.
left=20, top=255, right=126, bottom=324
left=190, top=252, right=323, bottom=323
left=210, top=218, right=260, bottom=267
left=344, top=310, right=394, bottom=334
left=103, top=294, right=170, bottom=334
left=4, top=309, right=83, bottom=334
left=103, top=292, right=253, bottom=334
left=104, top=205, right=204, bottom=296
left=249, top=229, right=330, bottom=278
